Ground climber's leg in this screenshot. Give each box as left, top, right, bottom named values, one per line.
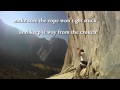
left=75, top=65, right=82, bottom=76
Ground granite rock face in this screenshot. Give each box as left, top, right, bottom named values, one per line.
left=61, top=11, right=120, bottom=79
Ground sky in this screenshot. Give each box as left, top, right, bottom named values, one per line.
left=0, top=11, right=69, bottom=42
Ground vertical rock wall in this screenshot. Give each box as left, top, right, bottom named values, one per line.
left=61, top=11, right=120, bottom=79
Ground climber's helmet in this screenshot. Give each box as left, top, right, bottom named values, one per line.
left=80, top=49, right=84, bottom=52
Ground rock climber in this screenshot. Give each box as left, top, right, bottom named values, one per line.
left=75, top=48, right=88, bottom=78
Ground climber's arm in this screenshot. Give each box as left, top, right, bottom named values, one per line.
left=77, top=47, right=79, bottom=52
left=77, top=48, right=81, bottom=56
left=88, top=59, right=92, bottom=66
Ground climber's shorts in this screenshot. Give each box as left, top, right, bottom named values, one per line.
left=80, top=61, right=88, bottom=68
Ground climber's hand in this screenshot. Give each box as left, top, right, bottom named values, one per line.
left=77, top=48, right=79, bottom=50
left=88, top=61, right=92, bottom=66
